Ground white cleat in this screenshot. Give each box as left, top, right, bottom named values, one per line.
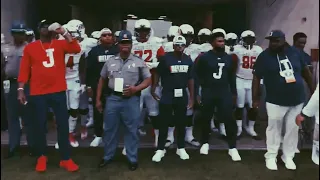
left=176, top=148, right=190, bottom=160
left=122, top=148, right=126, bottom=156
left=138, top=128, right=147, bottom=136
left=281, top=155, right=296, bottom=170
left=265, top=158, right=278, bottom=171
left=245, top=127, right=258, bottom=137
left=228, top=148, right=241, bottom=161
left=200, top=143, right=209, bottom=155
left=152, top=150, right=166, bottom=162
left=90, top=137, right=102, bottom=147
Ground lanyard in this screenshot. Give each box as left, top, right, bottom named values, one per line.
left=277, top=54, right=293, bottom=72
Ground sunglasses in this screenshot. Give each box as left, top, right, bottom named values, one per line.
left=174, top=43, right=186, bottom=47
left=101, top=34, right=112, bottom=37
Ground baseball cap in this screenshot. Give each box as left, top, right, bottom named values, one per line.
left=100, top=28, right=112, bottom=35
left=11, top=21, right=26, bottom=33
left=265, top=30, right=285, bottom=39
left=38, top=19, right=54, bottom=29
left=173, top=35, right=186, bottom=45
left=118, top=30, right=132, bottom=41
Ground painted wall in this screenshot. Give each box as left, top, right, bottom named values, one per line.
left=250, top=0, right=319, bottom=54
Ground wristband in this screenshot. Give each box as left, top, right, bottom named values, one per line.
left=17, top=88, right=24, bottom=91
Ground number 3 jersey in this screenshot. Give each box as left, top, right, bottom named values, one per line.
left=232, top=45, right=263, bottom=80
left=132, top=36, right=165, bottom=66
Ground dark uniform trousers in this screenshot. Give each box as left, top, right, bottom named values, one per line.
left=200, top=95, right=237, bottom=149
left=29, top=91, right=70, bottom=160
left=6, top=79, right=34, bottom=151
left=158, top=102, right=187, bottom=150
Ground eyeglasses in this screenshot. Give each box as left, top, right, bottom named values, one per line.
left=174, top=43, right=186, bottom=47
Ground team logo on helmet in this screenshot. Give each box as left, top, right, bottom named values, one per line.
left=123, top=34, right=127, bottom=38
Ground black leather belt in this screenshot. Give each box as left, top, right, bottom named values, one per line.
left=111, top=91, right=130, bottom=99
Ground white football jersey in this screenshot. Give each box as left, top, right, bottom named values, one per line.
left=65, top=42, right=87, bottom=80
left=81, top=37, right=98, bottom=58
left=132, top=36, right=164, bottom=63
left=163, top=42, right=174, bottom=52
left=184, top=43, right=200, bottom=62
left=198, top=43, right=212, bottom=53
left=232, top=45, right=263, bottom=80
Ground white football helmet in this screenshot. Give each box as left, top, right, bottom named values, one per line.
left=68, top=19, right=85, bottom=37
left=168, top=26, right=179, bottom=37
left=241, top=30, right=255, bottom=38
left=179, top=24, right=194, bottom=35
left=114, top=31, right=120, bottom=37
left=198, top=28, right=211, bottom=36
left=134, top=19, right=151, bottom=39
left=91, top=31, right=101, bottom=39
left=226, top=33, right=238, bottom=40
left=66, top=23, right=81, bottom=39
left=212, top=28, right=226, bottom=37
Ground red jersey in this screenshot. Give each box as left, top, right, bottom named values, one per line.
left=18, top=39, right=81, bottom=95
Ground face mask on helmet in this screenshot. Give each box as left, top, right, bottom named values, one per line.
left=68, top=19, right=85, bottom=38
left=242, top=36, right=256, bottom=49
left=134, top=19, right=151, bottom=41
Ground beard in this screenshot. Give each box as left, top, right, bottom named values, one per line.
left=214, top=46, right=225, bottom=53
left=269, top=45, right=284, bottom=53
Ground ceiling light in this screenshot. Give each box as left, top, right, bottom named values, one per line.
left=123, top=20, right=128, bottom=22
left=158, top=17, right=164, bottom=20
left=159, top=16, right=166, bottom=18
left=127, top=14, right=134, bottom=17
left=131, top=16, right=138, bottom=19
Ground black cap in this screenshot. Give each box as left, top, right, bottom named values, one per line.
left=265, top=30, right=285, bottom=39
left=38, top=19, right=54, bottom=29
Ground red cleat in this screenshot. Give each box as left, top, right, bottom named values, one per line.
left=35, top=155, right=47, bottom=172
left=60, top=159, right=79, bottom=172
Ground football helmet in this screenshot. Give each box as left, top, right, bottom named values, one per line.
left=241, top=30, right=256, bottom=48
left=198, top=28, right=211, bottom=36
left=114, top=31, right=120, bottom=37
left=211, top=28, right=226, bottom=37
left=179, top=24, right=194, bottom=35
left=134, top=19, right=151, bottom=39
left=68, top=19, right=85, bottom=37
left=226, top=33, right=238, bottom=40
left=168, top=26, right=179, bottom=37
left=66, top=23, right=82, bottom=40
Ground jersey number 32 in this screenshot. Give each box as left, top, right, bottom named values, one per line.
left=134, top=50, right=152, bottom=62
left=242, top=56, right=256, bottom=69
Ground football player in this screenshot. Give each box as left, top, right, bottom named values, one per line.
left=132, top=19, right=165, bottom=146
left=91, top=31, right=101, bottom=40
left=226, top=33, right=238, bottom=52
left=163, top=25, right=179, bottom=52
left=55, top=21, right=89, bottom=149
left=232, top=30, right=263, bottom=138
left=179, top=24, right=200, bottom=147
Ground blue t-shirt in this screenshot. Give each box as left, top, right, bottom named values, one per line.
left=195, top=50, right=236, bottom=102
left=253, top=46, right=306, bottom=106
left=157, top=52, right=194, bottom=105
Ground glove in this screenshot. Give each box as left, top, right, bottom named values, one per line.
left=48, top=22, right=62, bottom=31
left=80, top=84, right=86, bottom=93
left=145, top=62, right=159, bottom=69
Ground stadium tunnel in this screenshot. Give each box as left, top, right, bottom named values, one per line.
left=1, top=0, right=248, bottom=39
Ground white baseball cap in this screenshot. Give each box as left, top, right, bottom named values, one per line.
left=173, top=35, right=186, bottom=45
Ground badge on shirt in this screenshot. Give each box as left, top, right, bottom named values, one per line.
left=114, top=78, right=124, bottom=92
left=282, top=71, right=296, bottom=83
left=279, top=59, right=296, bottom=83
left=174, top=88, right=183, bottom=97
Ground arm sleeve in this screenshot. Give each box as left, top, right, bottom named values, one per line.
left=85, top=49, right=95, bottom=86
left=17, top=46, right=31, bottom=83
left=100, top=61, right=109, bottom=79
left=302, top=83, right=319, bottom=117
left=252, top=53, right=265, bottom=79
left=61, top=39, right=81, bottom=54
left=140, top=61, right=152, bottom=80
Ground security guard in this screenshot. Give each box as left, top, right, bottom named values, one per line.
left=86, top=28, right=119, bottom=147
left=97, top=30, right=151, bottom=171
left=3, top=21, right=33, bottom=157
left=151, top=35, right=194, bottom=163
